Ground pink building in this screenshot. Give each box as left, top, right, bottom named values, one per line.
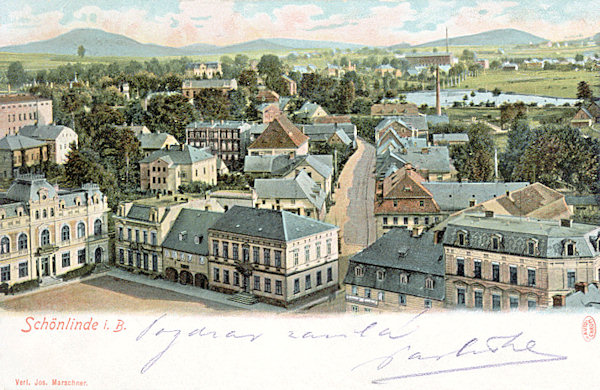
left=0, top=95, right=53, bottom=138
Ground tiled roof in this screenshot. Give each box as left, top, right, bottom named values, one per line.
left=139, top=145, right=214, bottom=165
left=345, top=229, right=445, bottom=300
left=254, top=170, right=326, bottom=210
left=162, top=209, right=222, bottom=254
left=182, top=79, right=237, bottom=89
left=371, top=103, right=419, bottom=115
left=565, top=195, right=600, bottom=206
left=432, top=133, right=469, bottom=143
left=301, top=123, right=356, bottom=141
left=244, top=154, right=291, bottom=174
left=0, top=135, right=46, bottom=150
left=375, top=168, right=440, bottom=214
left=279, top=154, right=333, bottom=179
left=423, top=182, right=529, bottom=212
left=0, top=94, right=51, bottom=104
left=138, top=133, right=178, bottom=150
left=19, top=125, right=75, bottom=141
left=209, top=205, right=337, bottom=242
left=248, top=116, right=308, bottom=150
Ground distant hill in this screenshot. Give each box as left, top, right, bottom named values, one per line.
left=388, top=42, right=411, bottom=50
left=0, top=28, right=194, bottom=57
left=262, top=38, right=365, bottom=50
left=416, top=28, right=547, bottom=47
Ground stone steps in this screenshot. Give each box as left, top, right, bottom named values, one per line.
left=228, top=291, right=258, bottom=305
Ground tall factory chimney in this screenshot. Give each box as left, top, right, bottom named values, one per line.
left=446, top=27, right=449, bottom=53
left=435, top=67, right=441, bottom=116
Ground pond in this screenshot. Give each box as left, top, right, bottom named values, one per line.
left=405, top=89, right=579, bottom=108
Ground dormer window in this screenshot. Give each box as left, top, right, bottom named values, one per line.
left=456, top=230, right=467, bottom=246
left=399, top=272, right=408, bottom=284
left=354, top=266, right=364, bottom=277
left=179, top=231, right=187, bottom=241
left=425, top=277, right=434, bottom=289
left=562, top=239, right=577, bottom=257
left=527, top=239, right=539, bottom=256
left=567, top=243, right=575, bottom=256
left=376, top=270, right=385, bottom=281
left=194, top=235, right=202, bottom=244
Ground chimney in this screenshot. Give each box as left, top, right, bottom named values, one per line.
left=435, top=67, right=442, bottom=116
left=552, top=295, right=565, bottom=307
left=445, top=26, right=449, bottom=53
left=412, top=226, right=423, bottom=237
left=574, top=282, right=587, bottom=294
left=560, top=219, right=572, bottom=228
left=485, top=210, right=494, bottom=218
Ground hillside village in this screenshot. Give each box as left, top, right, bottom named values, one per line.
left=0, top=25, right=599, bottom=314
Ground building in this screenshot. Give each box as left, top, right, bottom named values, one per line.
left=244, top=154, right=291, bottom=175
left=344, top=229, right=445, bottom=313
left=374, top=65, right=402, bottom=77
left=256, top=103, right=283, bottom=124
left=0, top=175, right=109, bottom=288
left=376, top=146, right=454, bottom=182
left=186, top=121, right=247, bottom=170
left=443, top=212, right=600, bottom=310
left=277, top=155, right=334, bottom=197
left=476, top=59, right=490, bottom=69
left=281, top=75, right=297, bottom=96
left=571, top=102, right=600, bottom=128
left=565, top=283, right=600, bottom=309
left=371, top=103, right=419, bottom=116
left=247, top=116, right=309, bottom=158
left=302, top=123, right=357, bottom=149
left=206, top=190, right=256, bottom=211
left=501, top=62, right=519, bottom=71
left=375, top=116, right=429, bottom=142
left=182, top=79, right=237, bottom=100
left=314, top=115, right=351, bottom=124
left=208, top=206, right=339, bottom=307
left=136, top=132, right=179, bottom=158
left=254, top=170, right=327, bottom=220
left=139, top=144, right=217, bottom=194
left=0, top=135, right=49, bottom=179
left=432, top=133, right=469, bottom=146
left=185, top=62, right=223, bottom=79
left=294, top=102, right=328, bottom=123
left=18, top=125, right=78, bottom=165
left=161, top=209, right=222, bottom=287
left=405, top=52, right=454, bottom=66
left=0, top=94, right=53, bottom=138
left=256, top=90, right=280, bottom=103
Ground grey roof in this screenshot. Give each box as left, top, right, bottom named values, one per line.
left=126, top=205, right=153, bottom=221
left=302, top=123, right=356, bottom=141
left=254, top=170, right=326, bottom=210
left=377, top=134, right=427, bottom=153
left=375, top=116, right=429, bottom=132
left=279, top=97, right=292, bottom=111
left=344, top=229, right=445, bottom=300
left=443, top=213, right=600, bottom=259
left=209, top=205, right=337, bottom=242
left=183, top=79, right=237, bottom=89
left=432, top=133, right=469, bottom=143
left=423, top=182, right=529, bottom=212
left=138, top=133, right=177, bottom=150
left=162, top=209, right=222, bottom=254
left=244, top=154, right=291, bottom=174
left=0, top=135, right=45, bottom=150
left=295, top=102, right=327, bottom=117
left=19, top=125, right=74, bottom=141
left=565, top=195, right=600, bottom=206
left=426, top=115, right=450, bottom=126
left=5, top=175, right=57, bottom=202
left=565, top=284, right=600, bottom=309
left=187, top=121, right=248, bottom=130
left=279, top=154, right=334, bottom=179
left=377, top=146, right=451, bottom=175
left=140, top=145, right=214, bottom=165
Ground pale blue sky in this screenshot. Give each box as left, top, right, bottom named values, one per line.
left=0, top=0, right=596, bottom=47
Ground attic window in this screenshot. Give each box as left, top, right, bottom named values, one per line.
left=425, top=277, right=434, bottom=289
left=194, top=235, right=202, bottom=244
left=376, top=270, right=385, bottom=281
left=491, top=234, right=502, bottom=250
left=354, top=266, right=364, bottom=277
left=457, top=231, right=467, bottom=246
left=399, top=273, right=408, bottom=284
left=179, top=231, right=187, bottom=241
left=527, top=239, right=539, bottom=256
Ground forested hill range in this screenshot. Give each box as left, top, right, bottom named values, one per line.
left=0, top=27, right=559, bottom=57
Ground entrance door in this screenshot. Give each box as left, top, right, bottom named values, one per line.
left=41, top=257, right=49, bottom=276
left=95, top=248, right=102, bottom=264
left=52, top=257, right=56, bottom=275
left=243, top=275, right=250, bottom=293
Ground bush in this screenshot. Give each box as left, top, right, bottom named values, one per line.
left=9, top=279, right=40, bottom=294
left=61, top=264, right=96, bottom=281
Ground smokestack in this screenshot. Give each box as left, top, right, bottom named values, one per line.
left=494, top=148, right=498, bottom=180
left=446, top=26, right=449, bottom=53
left=435, top=67, right=441, bottom=116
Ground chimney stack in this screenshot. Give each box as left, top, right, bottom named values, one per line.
left=435, top=67, right=441, bottom=116
left=560, top=219, right=572, bottom=228
left=574, top=282, right=587, bottom=294
left=446, top=26, right=449, bottom=53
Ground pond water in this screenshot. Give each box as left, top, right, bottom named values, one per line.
left=405, top=89, right=579, bottom=108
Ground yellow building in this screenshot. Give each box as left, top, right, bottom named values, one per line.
left=0, top=175, right=109, bottom=288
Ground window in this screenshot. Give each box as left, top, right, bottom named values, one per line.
left=118, top=249, right=124, bottom=264
left=509, top=266, right=518, bottom=285
left=94, top=219, right=102, bottom=235
left=492, top=236, right=499, bottom=250
left=378, top=291, right=385, bottom=301
left=364, top=288, right=371, bottom=298
left=424, top=217, right=430, bottom=225
left=399, top=273, right=408, bottom=284
left=263, top=249, right=271, bottom=266
left=213, top=268, right=220, bottom=282
left=151, top=232, right=157, bottom=246
left=473, top=260, right=481, bottom=279
left=61, top=225, right=70, bottom=241
left=351, top=285, right=358, bottom=295
left=62, top=252, right=70, bottom=267
left=352, top=305, right=359, bottom=313
left=304, top=245, right=310, bottom=263
left=326, top=239, right=332, bottom=255
left=527, top=241, right=536, bottom=255
left=424, top=299, right=432, bottom=308
left=413, top=217, right=419, bottom=224
left=566, top=243, right=575, bottom=256
left=399, top=294, right=406, bottom=306
left=232, top=243, right=240, bottom=260
left=18, top=234, right=27, bottom=250
left=510, top=296, right=519, bottom=310
left=457, top=258, right=465, bottom=276
left=127, top=228, right=132, bottom=241
left=75, top=248, right=84, bottom=265
left=457, top=288, right=466, bottom=306
left=293, top=249, right=299, bottom=266
left=355, top=266, right=364, bottom=277
left=527, top=269, right=536, bottom=287
left=0, top=237, right=10, bottom=254
left=316, top=271, right=322, bottom=286
left=143, top=231, right=148, bottom=244
left=457, top=232, right=465, bottom=246
left=403, top=217, right=408, bottom=225
left=492, top=294, right=501, bottom=311
left=135, top=229, right=140, bottom=242
left=242, top=245, right=249, bottom=262
left=118, top=227, right=123, bottom=240
left=253, top=247, right=260, bottom=263
left=41, top=229, right=50, bottom=246
left=150, top=254, right=156, bottom=271
left=293, top=278, right=300, bottom=294
left=567, top=271, right=576, bottom=288
left=43, top=209, right=47, bottom=218
left=0, top=266, right=10, bottom=282
left=18, top=262, right=28, bottom=278
left=383, top=217, right=388, bottom=225
left=136, top=253, right=141, bottom=268
left=492, top=263, right=500, bottom=282
left=528, top=300, right=537, bottom=310
left=474, top=291, right=483, bottom=309
left=305, top=274, right=311, bottom=290
left=315, top=242, right=321, bottom=259
left=128, top=251, right=133, bottom=266
left=327, top=267, right=333, bottom=282
left=276, top=280, right=283, bottom=295
left=425, top=277, right=434, bottom=289
left=212, top=241, right=219, bottom=256
left=233, top=272, right=240, bottom=286
left=377, top=270, right=385, bottom=281
left=275, top=250, right=282, bottom=267
left=223, top=270, right=230, bottom=284
left=264, top=278, right=271, bottom=293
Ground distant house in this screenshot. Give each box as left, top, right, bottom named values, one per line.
left=257, top=89, right=280, bottom=103
left=244, top=154, right=291, bottom=175
left=19, top=125, right=78, bottom=165
left=137, top=132, right=179, bottom=158
left=374, top=64, right=401, bottom=77
left=247, top=116, right=309, bottom=158
left=371, top=103, right=419, bottom=116
left=375, top=116, right=429, bottom=142
left=182, top=79, right=237, bottom=100
left=302, top=123, right=357, bottom=148
left=0, top=94, right=53, bottom=138
left=314, top=115, right=351, bottom=124
left=501, top=62, right=519, bottom=71
left=344, top=229, right=445, bottom=313
left=325, top=64, right=343, bottom=78
left=294, top=102, right=328, bottom=123
left=278, top=155, right=334, bottom=197
left=0, top=135, right=48, bottom=179
left=476, top=59, right=489, bottom=69
left=405, top=52, right=454, bottom=66
left=571, top=102, right=600, bottom=128
left=254, top=170, right=327, bottom=221
left=185, top=62, right=223, bottom=79
left=139, top=145, right=217, bottom=194
left=523, top=59, right=544, bottom=70
left=281, top=75, right=297, bottom=96
left=376, top=146, right=454, bottom=182
left=256, top=103, right=283, bottom=124
left=186, top=120, right=247, bottom=170
left=566, top=194, right=600, bottom=215
left=432, top=133, right=469, bottom=146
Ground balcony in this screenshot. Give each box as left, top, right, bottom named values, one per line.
left=346, top=294, right=378, bottom=307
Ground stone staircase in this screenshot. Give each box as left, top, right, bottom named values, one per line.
left=227, top=291, right=258, bottom=305
left=92, top=263, right=111, bottom=274
left=40, top=276, right=62, bottom=287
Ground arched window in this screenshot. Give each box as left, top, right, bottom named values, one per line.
left=42, top=209, right=47, bottom=218
left=354, top=266, right=364, bottom=277
left=61, top=225, right=70, bottom=242
left=94, top=219, right=102, bottom=235
left=399, top=273, right=409, bottom=284
left=35, top=210, right=40, bottom=219
left=18, top=233, right=27, bottom=250
left=0, top=237, right=9, bottom=254
left=77, top=222, right=86, bottom=238
left=425, top=277, right=434, bottom=289
left=41, top=229, right=50, bottom=246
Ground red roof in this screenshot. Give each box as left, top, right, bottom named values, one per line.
left=249, top=116, right=309, bottom=149
left=375, top=167, right=440, bottom=214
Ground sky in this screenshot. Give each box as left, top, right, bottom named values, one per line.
left=0, top=0, right=598, bottom=47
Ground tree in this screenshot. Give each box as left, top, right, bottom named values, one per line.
left=193, top=89, right=231, bottom=120
left=499, top=102, right=527, bottom=129
left=451, top=123, right=495, bottom=181
left=7, top=62, right=27, bottom=87
left=333, top=79, right=355, bottom=114
left=498, top=120, right=532, bottom=180
left=257, top=55, right=283, bottom=89
left=577, top=81, right=593, bottom=102
left=145, top=94, right=196, bottom=141
left=78, top=45, right=86, bottom=58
